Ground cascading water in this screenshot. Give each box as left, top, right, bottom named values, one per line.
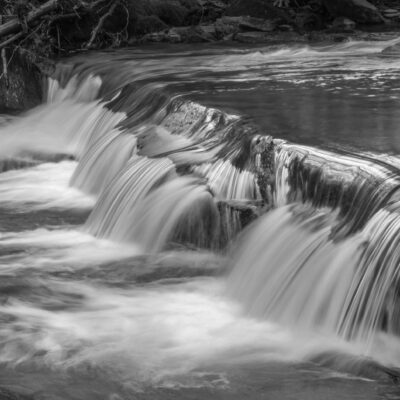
left=228, top=140, right=400, bottom=350
left=2, top=40, right=400, bottom=399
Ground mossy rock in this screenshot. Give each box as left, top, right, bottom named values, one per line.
left=0, top=51, right=42, bottom=112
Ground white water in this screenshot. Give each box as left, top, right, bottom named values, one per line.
left=194, top=160, right=261, bottom=201
left=2, top=41, right=400, bottom=398
left=227, top=203, right=400, bottom=363
left=0, top=161, right=94, bottom=210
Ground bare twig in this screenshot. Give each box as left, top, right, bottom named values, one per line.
left=80, top=0, right=110, bottom=9
left=1, top=48, right=8, bottom=87
left=85, top=0, right=120, bottom=49
left=0, top=31, right=24, bottom=49
left=0, top=0, right=59, bottom=39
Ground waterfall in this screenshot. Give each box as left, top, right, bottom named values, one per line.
left=123, top=176, right=220, bottom=253
left=273, top=142, right=400, bottom=233
left=70, top=131, right=137, bottom=195
left=85, top=156, right=177, bottom=240
left=35, top=62, right=400, bottom=349
left=193, top=160, right=261, bottom=202
left=227, top=197, right=400, bottom=348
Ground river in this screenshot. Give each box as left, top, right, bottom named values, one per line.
left=1, top=40, right=400, bottom=399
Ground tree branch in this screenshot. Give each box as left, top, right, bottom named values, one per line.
left=0, top=0, right=59, bottom=39
left=85, top=0, right=120, bottom=49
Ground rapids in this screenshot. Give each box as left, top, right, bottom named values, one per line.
left=1, top=40, right=400, bottom=399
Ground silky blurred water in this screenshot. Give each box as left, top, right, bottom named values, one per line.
left=1, top=40, right=400, bottom=399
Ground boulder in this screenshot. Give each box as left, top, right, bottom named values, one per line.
left=214, top=15, right=277, bottom=40
left=198, top=0, right=228, bottom=22
left=383, top=9, right=400, bottom=19
left=215, top=16, right=242, bottom=38
left=332, top=16, right=356, bottom=31
left=234, top=31, right=275, bottom=43
left=0, top=51, right=42, bottom=112
left=133, top=15, right=169, bottom=35
left=141, top=25, right=217, bottom=43
left=321, top=0, right=385, bottom=25
left=239, top=16, right=276, bottom=32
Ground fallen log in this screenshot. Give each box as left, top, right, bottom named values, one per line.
left=0, top=0, right=59, bottom=39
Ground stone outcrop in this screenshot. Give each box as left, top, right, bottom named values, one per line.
left=0, top=51, right=43, bottom=113
left=331, top=16, right=356, bottom=31
left=383, top=9, right=400, bottom=20
left=321, top=0, right=385, bottom=24
left=381, top=42, right=400, bottom=55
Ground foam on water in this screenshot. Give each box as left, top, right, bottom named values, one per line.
left=2, top=40, right=400, bottom=396
left=0, top=272, right=380, bottom=387
left=0, top=161, right=95, bottom=210
left=0, top=228, right=139, bottom=271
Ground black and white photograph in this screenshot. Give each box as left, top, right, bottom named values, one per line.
left=0, top=0, right=400, bottom=399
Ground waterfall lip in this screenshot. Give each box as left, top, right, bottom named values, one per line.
left=273, top=139, right=400, bottom=235
left=36, top=54, right=400, bottom=253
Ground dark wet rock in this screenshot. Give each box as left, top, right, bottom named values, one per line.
left=234, top=31, right=306, bottom=44
left=382, top=42, right=400, bottom=55
left=251, top=135, right=275, bottom=205
left=239, top=16, right=277, bottom=32
left=134, top=15, right=169, bottom=35
left=308, top=29, right=400, bottom=43
left=278, top=24, right=294, bottom=32
left=218, top=200, right=260, bottom=228
left=161, top=100, right=211, bottom=134
left=226, top=0, right=288, bottom=20
left=214, top=16, right=242, bottom=38
left=309, top=351, right=400, bottom=383
left=148, top=1, right=192, bottom=27
left=383, top=9, right=400, bottom=19
left=321, top=0, right=385, bottom=25
left=141, top=25, right=218, bottom=43
left=216, top=15, right=277, bottom=35
left=0, top=51, right=42, bottom=112
left=190, top=25, right=218, bottom=41
left=331, top=16, right=356, bottom=31
left=198, top=0, right=228, bottom=22
left=214, top=15, right=278, bottom=40
left=141, top=29, right=181, bottom=43
left=0, top=158, right=38, bottom=173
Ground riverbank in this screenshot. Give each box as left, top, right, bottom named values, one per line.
left=1, top=0, right=400, bottom=112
